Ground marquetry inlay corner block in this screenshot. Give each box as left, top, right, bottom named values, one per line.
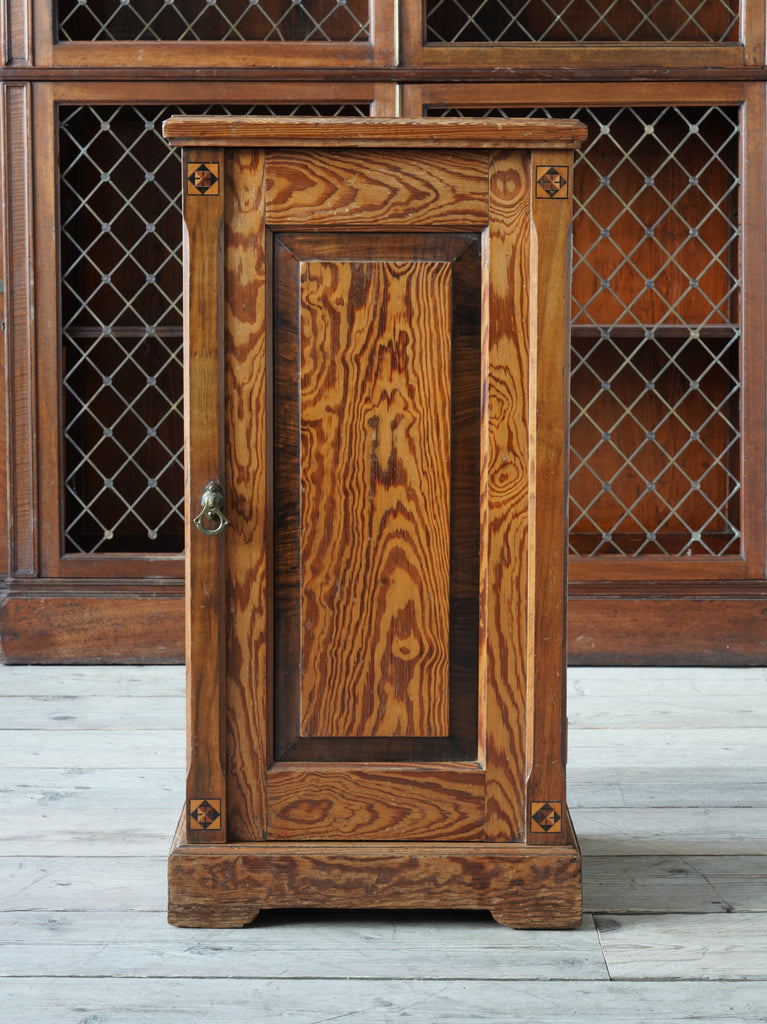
left=530, top=801, right=564, bottom=833
left=186, top=161, right=220, bottom=196
left=189, top=799, right=222, bottom=831
left=164, top=115, right=586, bottom=930
left=536, top=164, right=570, bottom=199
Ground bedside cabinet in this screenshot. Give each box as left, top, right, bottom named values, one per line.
left=163, top=115, right=586, bottom=928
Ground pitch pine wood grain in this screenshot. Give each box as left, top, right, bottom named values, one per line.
left=482, top=151, right=532, bottom=842
left=266, top=765, right=484, bottom=840
left=298, top=259, right=452, bottom=739
left=272, top=231, right=481, bottom=763
left=168, top=832, right=581, bottom=928
left=223, top=149, right=270, bottom=843
left=266, top=149, right=489, bottom=227
left=525, top=149, right=574, bottom=846
left=183, top=146, right=227, bottom=845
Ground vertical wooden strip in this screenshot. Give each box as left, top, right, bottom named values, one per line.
left=483, top=151, right=531, bottom=842
left=224, top=149, right=270, bottom=841
left=3, top=82, right=36, bottom=577
left=2, top=0, right=32, bottom=65
left=525, top=150, right=574, bottom=846
left=743, top=0, right=766, bottom=66
left=401, top=85, right=425, bottom=119
left=31, top=82, right=61, bottom=579
left=184, top=147, right=227, bottom=844
left=741, top=85, right=767, bottom=578
left=371, top=82, right=398, bottom=117
left=0, top=87, right=7, bottom=577
left=370, top=0, right=396, bottom=66
left=399, top=0, right=425, bottom=68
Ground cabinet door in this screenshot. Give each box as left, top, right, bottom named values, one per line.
left=184, top=143, right=566, bottom=846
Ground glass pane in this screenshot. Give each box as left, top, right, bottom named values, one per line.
left=426, top=0, right=740, bottom=44
left=58, top=0, right=370, bottom=42
left=59, top=102, right=369, bottom=555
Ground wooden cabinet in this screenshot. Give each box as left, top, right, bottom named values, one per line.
left=164, top=115, right=585, bottom=927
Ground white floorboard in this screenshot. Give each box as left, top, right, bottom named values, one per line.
left=4, top=978, right=767, bottom=1024
left=1, top=663, right=765, bottom=1023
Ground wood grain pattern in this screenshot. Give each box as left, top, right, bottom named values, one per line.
left=168, top=826, right=582, bottom=929
left=299, top=259, right=451, bottom=738
left=163, top=116, right=589, bottom=150
left=482, top=151, right=532, bottom=842
left=5, top=82, right=36, bottom=577
left=266, top=149, right=488, bottom=227
left=0, top=586, right=184, bottom=663
left=525, top=150, right=574, bottom=846
left=266, top=765, right=484, bottom=840
left=273, top=232, right=481, bottom=762
left=223, top=148, right=270, bottom=843
left=183, top=146, right=227, bottom=845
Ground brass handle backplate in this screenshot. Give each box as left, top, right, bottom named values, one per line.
left=193, top=481, right=229, bottom=536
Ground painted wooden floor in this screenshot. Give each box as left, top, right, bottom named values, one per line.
left=1, top=664, right=765, bottom=1023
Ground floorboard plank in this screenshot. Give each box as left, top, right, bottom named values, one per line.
left=0, top=730, right=185, bottom=769
left=3, top=695, right=183, bottom=730
left=0, top=666, right=184, bottom=698
left=0, top=857, right=168, bottom=911
left=595, top=913, right=767, bottom=980
left=1, top=978, right=765, bottom=1023
left=0, top=911, right=608, bottom=981
left=574, top=807, right=767, bottom=856
left=584, top=856, right=767, bottom=914
left=568, top=667, right=767, bottom=698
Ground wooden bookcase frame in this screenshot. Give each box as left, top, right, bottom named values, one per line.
left=406, top=81, right=767, bottom=664
left=401, top=0, right=766, bottom=71
left=0, top=78, right=395, bottom=662
left=1, top=0, right=767, bottom=665
left=30, top=0, right=397, bottom=70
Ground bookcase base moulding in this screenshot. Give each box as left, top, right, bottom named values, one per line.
left=163, top=116, right=586, bottom=929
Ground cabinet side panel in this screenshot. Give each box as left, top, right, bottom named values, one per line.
left=224, top=149, right=270, bottom=842
left=483, top=151, right=531, bottom=841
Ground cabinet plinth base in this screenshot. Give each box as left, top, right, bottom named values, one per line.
left=168, top=815, right=582, bottom=930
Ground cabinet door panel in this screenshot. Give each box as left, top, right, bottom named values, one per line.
left=273, top=231, right=481, bottom=763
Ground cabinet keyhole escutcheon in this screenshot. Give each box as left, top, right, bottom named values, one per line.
left=193, top=481, right=229, bottom=536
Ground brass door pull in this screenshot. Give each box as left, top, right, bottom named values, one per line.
left=193, top=481, right=229, bottom=536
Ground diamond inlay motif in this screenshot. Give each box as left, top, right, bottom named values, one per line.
left=190, top=799, right=222, bottom=830
left=531, top=802, right=563, bottom=833
left=187, top=162, right=220, bottom=196
left=536, top=165, right=569, bottom=199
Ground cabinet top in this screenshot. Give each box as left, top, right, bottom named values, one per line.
left=162, top=115, right=587, bottom=150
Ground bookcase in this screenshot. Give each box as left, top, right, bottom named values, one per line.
left=1, top=0, right=765, bottom=665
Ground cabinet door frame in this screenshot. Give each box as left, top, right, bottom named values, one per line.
left=17, top=81, right=390, bottom=584
left=406, top=81, right=767, bottom=587
left=30, top=0, right=396, bottom=69
left=401, top=0, right=764, bottom=71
